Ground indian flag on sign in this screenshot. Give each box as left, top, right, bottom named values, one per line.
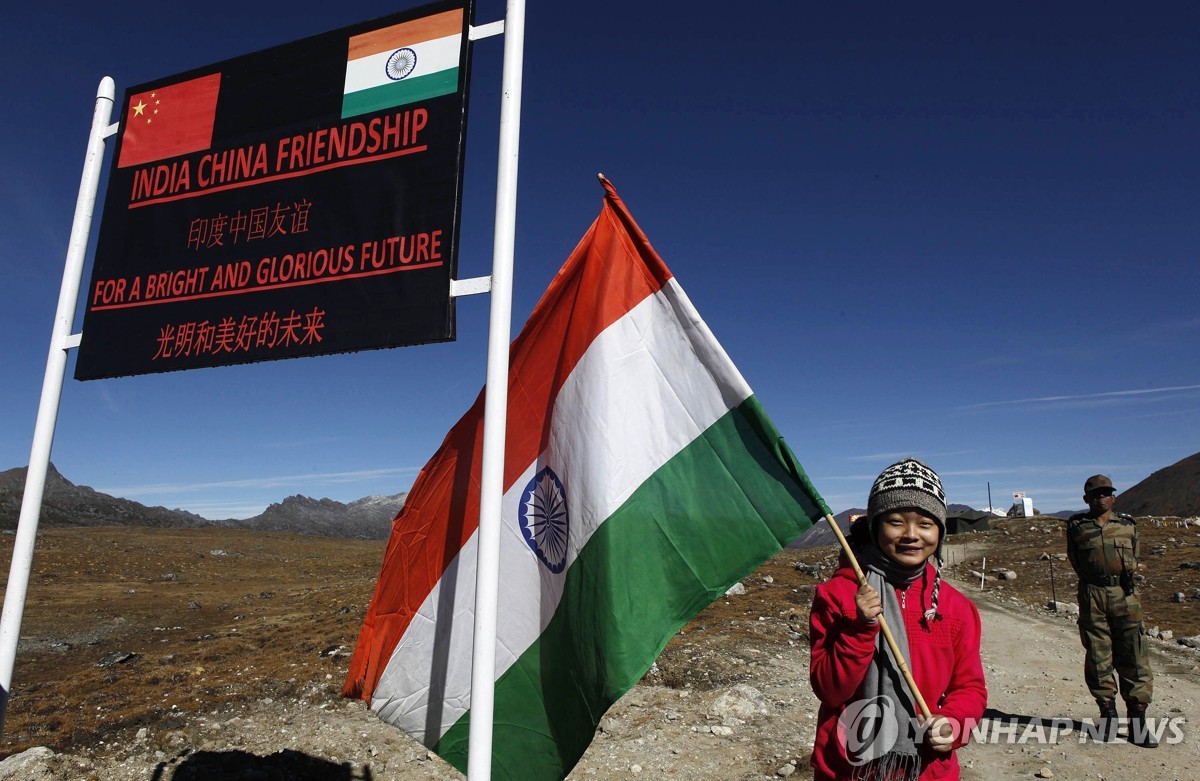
left=342, top=8, right=465, bottom=119
left=343, top=179, right=828, bottom=780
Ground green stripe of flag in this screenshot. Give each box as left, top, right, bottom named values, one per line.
left=434, top=396, right=824, bottom=778
left=341, top=69, right=460, bottom=119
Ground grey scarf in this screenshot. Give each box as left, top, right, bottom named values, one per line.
left=850, top=547, right=924, bottom=781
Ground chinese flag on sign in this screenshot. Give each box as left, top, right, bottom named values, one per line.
left=117, top=73, right=221, bottom=168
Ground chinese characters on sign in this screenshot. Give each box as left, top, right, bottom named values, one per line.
left=76, top=0, right=474, bottom=379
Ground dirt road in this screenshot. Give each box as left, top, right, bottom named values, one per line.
left=568, top=581, right=1200, bottom=781
left=959, top=595, right=1197, bottom=781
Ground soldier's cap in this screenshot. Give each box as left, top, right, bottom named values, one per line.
left=1083, top=474, right=1116, bottom=497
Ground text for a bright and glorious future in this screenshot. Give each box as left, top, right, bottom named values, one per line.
left=89, top=229, right=444, bottom=309
left=153, top=307, right=328, bottom=360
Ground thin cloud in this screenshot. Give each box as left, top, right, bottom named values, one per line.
left=971, top=354, right=1027, bottom=369
left=172, top=500, right=272, bottom=520
left=96, top=384, right=123, bottom=415
left=99, top=466, right=421, bottom=499
left=959, top=384, right=1200, bottom=411
left=819, top=462, right=1163, bottom=514
left=845, top=452, right=915, bottom=463
left=1117, top=316, right=1200, bottom=346
left=257, top=436, right=346, bottom=449
left=844, top=450, right=979, bottom=464
left=940, top=464, right=1117, bottom=478
left=1122, top=407, right=1200, bottom=422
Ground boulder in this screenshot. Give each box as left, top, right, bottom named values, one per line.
left=0, top=747, right=57, bottom=781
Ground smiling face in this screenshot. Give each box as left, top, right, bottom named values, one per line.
left=875, top=509, right=941, bottom=567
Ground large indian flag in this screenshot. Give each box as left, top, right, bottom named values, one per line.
left=342, top=8, right=465, bottom=119
left=344, top=179, right=829, bottom=780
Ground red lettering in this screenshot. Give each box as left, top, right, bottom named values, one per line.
left=411, top=108, right=427, bottom=142
left=91, top=278, right=126, bottom=305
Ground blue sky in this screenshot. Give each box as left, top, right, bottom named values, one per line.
left=2, top=1, right=1197, bottom=520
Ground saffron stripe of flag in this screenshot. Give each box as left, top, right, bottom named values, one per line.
left=344, top=179, right=828, bottom=780
left=346, top=9, right=463, bottom=60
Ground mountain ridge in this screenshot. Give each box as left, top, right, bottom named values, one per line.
left=0, top=464, right=405, bottom=540
left=5, top=451, right=1197, bottom=542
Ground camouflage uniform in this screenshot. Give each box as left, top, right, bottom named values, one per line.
left=1065, top=512, right=1153, bottom=705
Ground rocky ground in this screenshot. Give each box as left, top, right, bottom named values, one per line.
left=1, top=518, right=1198, bottom=780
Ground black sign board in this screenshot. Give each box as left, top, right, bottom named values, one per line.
left=76, top=0, right=474, bottom=379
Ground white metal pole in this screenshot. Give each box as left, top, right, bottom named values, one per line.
left=0, top=77, right=116, bottom=735
left=467, top=0, right=525, bottom=778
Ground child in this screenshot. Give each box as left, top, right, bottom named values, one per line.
left=809, top=458, right=987, bottom=780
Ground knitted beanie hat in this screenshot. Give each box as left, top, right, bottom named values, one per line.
left=867, top=457, right=947, bottom=621
left=867, top=457, right=947, bottom=527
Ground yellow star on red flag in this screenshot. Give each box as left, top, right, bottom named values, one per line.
left=117, top=73, right=221, bottom=168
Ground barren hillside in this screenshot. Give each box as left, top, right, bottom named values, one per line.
left=1, top=518, right=1198, bottom=779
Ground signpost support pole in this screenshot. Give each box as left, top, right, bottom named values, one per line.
left=0, top=77, right=116, bottom=736
left=468, top=1, right=525, bottom=779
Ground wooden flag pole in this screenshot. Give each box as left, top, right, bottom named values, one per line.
left=821, top=513, right=933, bottom=720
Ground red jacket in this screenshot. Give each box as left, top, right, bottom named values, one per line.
left=809, top=562, right=987, bottom=780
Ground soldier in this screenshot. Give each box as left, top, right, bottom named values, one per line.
left=1065, top=474, right=1156, bottom=747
